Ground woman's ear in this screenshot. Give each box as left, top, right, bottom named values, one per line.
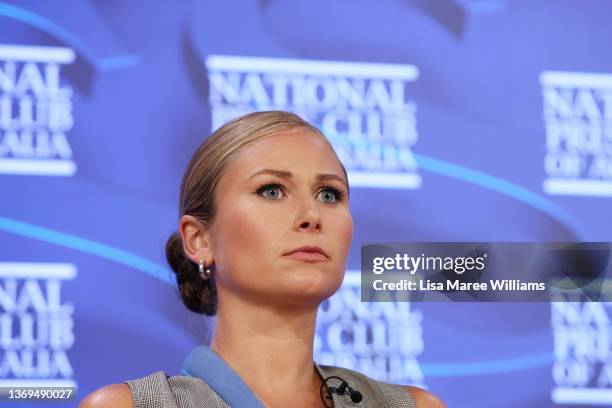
left=178, top=215, right=213, bottom=265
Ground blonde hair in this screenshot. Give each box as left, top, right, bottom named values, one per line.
left=166, top=110, right=349, bottom=315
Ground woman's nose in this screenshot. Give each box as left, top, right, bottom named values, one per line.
left=295, top=201, right=321, bottom=232
left=299, top=218, right=321, bottom=231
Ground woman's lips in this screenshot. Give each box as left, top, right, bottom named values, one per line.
left=284, top=251, right=329, bottom=262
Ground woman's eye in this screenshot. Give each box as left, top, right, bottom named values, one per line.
left=259, top=184, right=284, bottom=199
left=318, top=187, right=343, bottom=203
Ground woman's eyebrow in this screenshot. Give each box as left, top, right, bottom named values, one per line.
left=248, top=169, right=348, bottom=187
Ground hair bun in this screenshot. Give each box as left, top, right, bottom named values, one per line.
left=165, top=232, right=217, bottom=315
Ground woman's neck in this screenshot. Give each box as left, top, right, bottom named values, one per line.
left=209, top=297, right=326, bottom=407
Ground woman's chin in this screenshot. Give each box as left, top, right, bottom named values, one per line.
left=277, top=271, right=343, bottom=302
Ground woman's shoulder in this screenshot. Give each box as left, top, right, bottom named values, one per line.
left=91, top=370, right=230, bottom=408
left=318, top=364, right=445, bottom=407
left=403, top=385, right=447, bottom=407
left=78, top=383, right=133, bottom=408
left=78, top=371, right=176, bottom=408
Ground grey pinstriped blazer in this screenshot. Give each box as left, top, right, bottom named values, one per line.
left=126, top=364, right=417, bottom=407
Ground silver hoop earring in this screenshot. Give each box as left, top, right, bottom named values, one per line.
left=199, top=257, right=212, bottom=280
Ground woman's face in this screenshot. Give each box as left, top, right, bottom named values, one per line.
left=208, top=128, right=353, bottom=307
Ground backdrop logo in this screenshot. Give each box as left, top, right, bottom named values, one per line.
left=315, top=271, right=425, bottom=385
left=0, top=44, right=76, bottom=176
left=0, top=263, right=76, bottom=387
left=206, top=55, right=421, bottom=189
left=551, top=298, right=612, bottom=405
left=540, top=71, right=612, bottom=197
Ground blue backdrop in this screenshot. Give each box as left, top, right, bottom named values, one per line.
left=1, top=1, right=611, bottom=407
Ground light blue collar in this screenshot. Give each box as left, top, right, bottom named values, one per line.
left=180, top=345, right=333, bottom=407
left=180, top=345, right=266, bottom=408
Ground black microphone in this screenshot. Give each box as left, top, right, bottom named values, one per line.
left=320, top=375, right=363, bottom=406
left=337, top=381, right=363, bottom=403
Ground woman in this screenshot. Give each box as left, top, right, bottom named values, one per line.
left=80, top=111, right=445, bottom=407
